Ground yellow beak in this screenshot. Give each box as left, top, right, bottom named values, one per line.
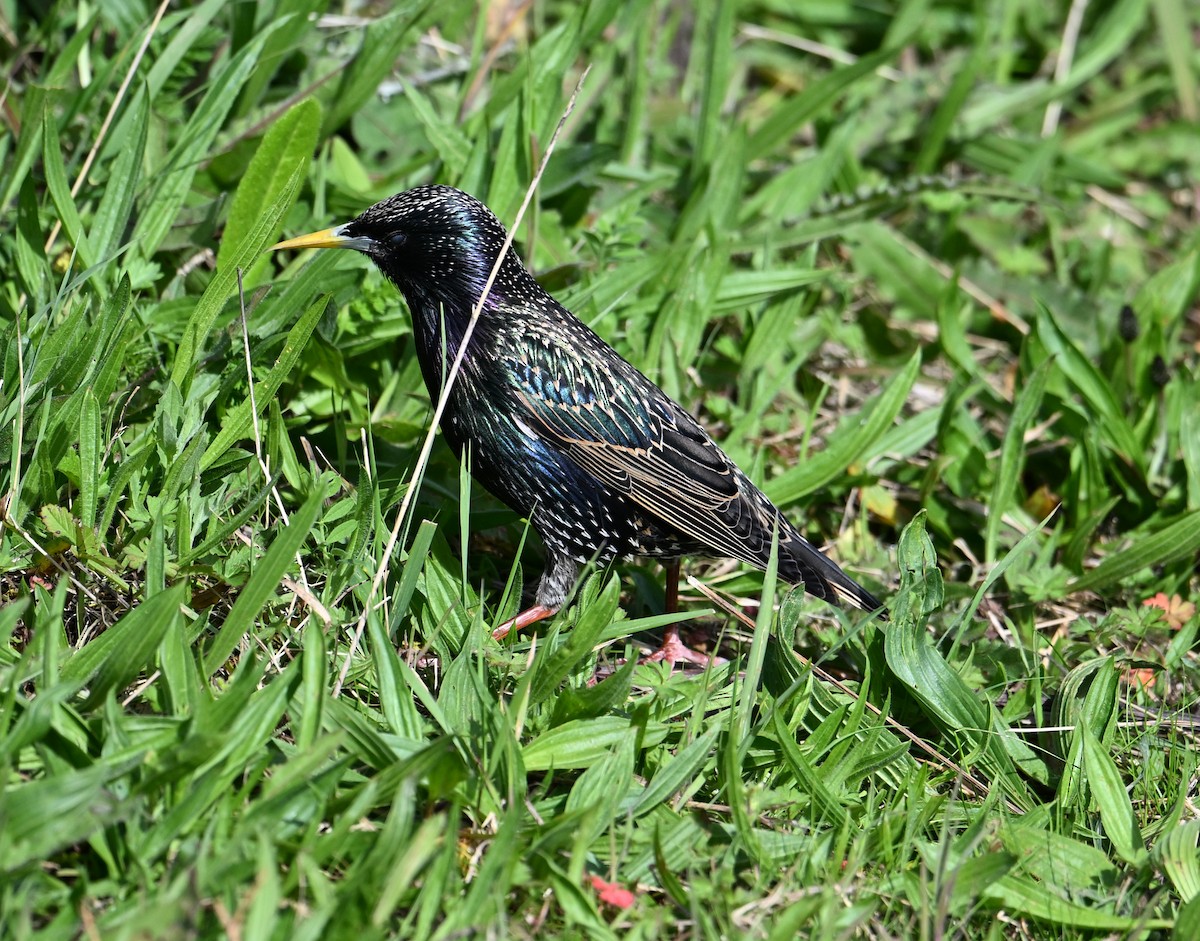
left=270, top=227, right=352, bottom=252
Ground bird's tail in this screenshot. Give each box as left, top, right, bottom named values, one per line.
left=781, top=531, right=889, bottom=620
left=829, top=575, right=889, bottom=620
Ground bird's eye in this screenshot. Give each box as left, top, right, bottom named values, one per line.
left=389, top=232, right=408, bottom=248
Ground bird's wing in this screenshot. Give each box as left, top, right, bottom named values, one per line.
left=507, top=346, right=780, bottom=570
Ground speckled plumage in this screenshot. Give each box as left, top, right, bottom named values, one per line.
left=280, top=184, right=886, bottom=631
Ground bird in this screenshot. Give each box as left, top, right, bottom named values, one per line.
left=271, top=184, right=886, bottom=663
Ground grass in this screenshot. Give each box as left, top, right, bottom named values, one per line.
left=1, top=0, right=1199, bottom=937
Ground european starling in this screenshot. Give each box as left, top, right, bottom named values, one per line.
left=272, top=185, right=886, bottom=663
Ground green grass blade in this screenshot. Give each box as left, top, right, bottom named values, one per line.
left=984, top=358, right=1049, bottom=561
left=172, top=164, right=303, bottom=391
left=89, top=85, right=148, bottom=265
left=60, top=583, right=187, bottom=706
left=765, top=350, right=919, bottom=504
left=528, top=575, right=620, bottom=705
left=1082, top=727, right=1148, bottom=866
left=204, top=484, right=326, bottom=673
left=77, top=388, right=100, bottom=530
left=1035, top=304, right=1143, bottom=467
left=1070, top=510, right=1200, bottom=593
left=42, top=108, right=94, bottom=269
left=746, top=44, right=903, bottom=161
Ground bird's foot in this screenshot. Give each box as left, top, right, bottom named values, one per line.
left=642, top=626, right=721, bottom=668
left=493, top=604, right=559, bottom=641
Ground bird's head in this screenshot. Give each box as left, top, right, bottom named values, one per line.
left=272, top=184, right=531, bottom=313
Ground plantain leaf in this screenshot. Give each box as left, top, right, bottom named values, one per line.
left=217, top=97, right=322, bottom=278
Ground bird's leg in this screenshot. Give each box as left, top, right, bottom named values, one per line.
left=664, top=558, right=680, bottom=614
left=644, top=560, right=718, bottom=666
left=493, top=604, right=558, bottom=641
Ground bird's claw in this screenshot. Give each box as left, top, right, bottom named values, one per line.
left=642, top=630, right=720, bottom=668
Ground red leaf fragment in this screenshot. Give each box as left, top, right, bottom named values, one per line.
left=1142, top=593, right=1196, bottom=630
left=589, top=875, right=636, bottom=909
